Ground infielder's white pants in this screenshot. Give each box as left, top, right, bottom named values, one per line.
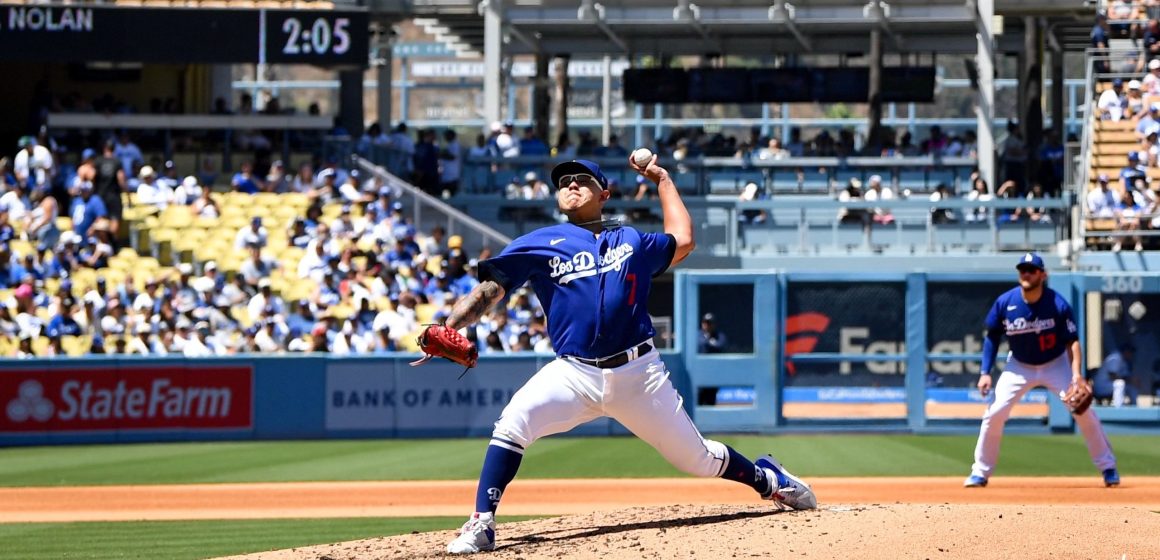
left=971, top=353, right=1117, bottom=478
left=492, top=347, right=729, bottom=478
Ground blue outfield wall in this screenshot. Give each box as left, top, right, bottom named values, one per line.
left=0, top=354, right=693, bottom=446
left=4, top=269, right=1160, bottom=446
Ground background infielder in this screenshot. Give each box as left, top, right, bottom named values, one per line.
left=426, top=155, right=816, bottom=555
left=965, top=252, right=1119, bottom=488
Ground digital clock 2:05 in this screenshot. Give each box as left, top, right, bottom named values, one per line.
left=279, top=16, right=352, bottom=56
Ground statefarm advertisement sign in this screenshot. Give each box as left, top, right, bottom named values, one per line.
left=0, top=366, right=253, bottom=433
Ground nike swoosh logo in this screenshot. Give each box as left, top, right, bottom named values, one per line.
left=1007, top=305, right=1018, bottom=311
left=550, top=238, right=566, bottom=245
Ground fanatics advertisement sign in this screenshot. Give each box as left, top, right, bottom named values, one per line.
left=0, top=366, right=253, bottom=433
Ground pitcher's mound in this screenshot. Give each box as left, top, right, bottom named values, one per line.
left=219, top=502, right=1158, bottom=560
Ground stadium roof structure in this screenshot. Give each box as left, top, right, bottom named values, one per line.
left=408, top=0, right=1097, bottom=58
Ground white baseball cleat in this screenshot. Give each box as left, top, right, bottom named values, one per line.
left=755, top=454, right=818, bottom=510
left=447, top=511, right=496, bottom=554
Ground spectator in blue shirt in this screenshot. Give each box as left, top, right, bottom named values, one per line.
left=384, top=238, right=415, bottom=268
left=1120, top=151, right=1147, bottom=192
left=0, top=242, right=27, bottom=288
left=1092, top=12, right=1110, bottom=73
left=593, top=134, right=629, bottom=158
left=518, top=127, right=550, bottom=156
left=70, top=182, right=107, bottom=239
left=46, top=297, right=83, bottom=340
left=231, top=161, right=263, bottom=194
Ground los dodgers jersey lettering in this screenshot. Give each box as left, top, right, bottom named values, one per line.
left=478, top=223, right=676, bottom=359
left=984, top=287, right=1078, bottom=365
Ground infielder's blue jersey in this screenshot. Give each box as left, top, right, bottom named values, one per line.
left=984, top=287, right=1078, bottom=365
left=478, top=223, right=676, bottom=359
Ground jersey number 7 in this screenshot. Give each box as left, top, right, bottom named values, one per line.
left=1038, top=333, right=1056, bottom=352
left=626, top=273, right=637, bottom=306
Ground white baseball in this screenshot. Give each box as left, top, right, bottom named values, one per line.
left=632, top=148, right=654, bottom=167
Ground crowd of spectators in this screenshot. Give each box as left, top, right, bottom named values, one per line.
left=1092, top=6, right=1160, bottom=251
left=0, top=130, right=555, bottom=358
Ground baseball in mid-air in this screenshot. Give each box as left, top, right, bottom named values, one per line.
left=632, top=148, right=654, bottom=167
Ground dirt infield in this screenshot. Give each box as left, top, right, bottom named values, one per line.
left=2, top=478, right=1158, bottom=559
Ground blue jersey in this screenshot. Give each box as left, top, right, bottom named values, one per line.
left=983, top=286, right=1078, bottom=367
left=478, top=223, right=676, bottom=359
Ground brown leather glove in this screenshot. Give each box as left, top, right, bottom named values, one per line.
left=410, top=325, right=478, bottom=369
left=1062, top=380, right=1094, bottom=415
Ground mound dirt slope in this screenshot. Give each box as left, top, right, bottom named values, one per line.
left=203, top=478, right=1160, bottom=560
left=221, top=503, right=1159, bottom=560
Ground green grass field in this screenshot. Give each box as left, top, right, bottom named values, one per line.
left=2, top=435, right=1158, bottom=559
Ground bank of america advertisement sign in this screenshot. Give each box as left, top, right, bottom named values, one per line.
left=1, top=366, right=253, bottom=432
left=325, top=361, right=531, bottom=431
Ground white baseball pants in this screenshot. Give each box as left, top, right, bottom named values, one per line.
left=970, top=352, right=1117, bottom=478
left=492, top=346, right=729, bottom=478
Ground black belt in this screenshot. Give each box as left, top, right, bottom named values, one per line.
left=571, top=341, right=653, bottom=369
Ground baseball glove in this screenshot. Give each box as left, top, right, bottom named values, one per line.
left=1062, top=380, right=1094, bottom=415
left=410, top=324, right=478, bottom=371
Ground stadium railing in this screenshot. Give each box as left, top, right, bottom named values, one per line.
left=452, top=195, right=1073, bottom=257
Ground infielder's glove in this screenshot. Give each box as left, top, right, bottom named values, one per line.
left=410, top=324, right=478, bottom=371
left=1062, top=380, right=1094, bottom=415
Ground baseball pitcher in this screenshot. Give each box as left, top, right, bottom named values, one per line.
left=965, top=252, right=1119, bottom=488
left=416, top=155, right=816, bottom=555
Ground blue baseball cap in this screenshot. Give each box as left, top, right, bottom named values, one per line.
left=1016, top=252, right=1045, bottom=271
left=551, top=159, right=608, bottom=190
left=81, top=148, right=96, bottom=161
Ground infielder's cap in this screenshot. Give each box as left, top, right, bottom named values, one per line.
left=1016, top=252, right=1045, bottom=271
left=551, top=159, right=608, bottom=190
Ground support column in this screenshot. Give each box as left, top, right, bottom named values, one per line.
left=533, top=53, right=551, bottom=149
left=867, top=29, right=884, bottom=150
left=210, top=64, right=233, bottom=111
left=975, top=0, right=996, bottom=190
left=376, top=46, right=394, bottom=128
left=553, top=56, right=570, bottom=149
left=483, top=0, right=504, bottom=125
left=1051, top=48, right=1065, bottom=141
left=338, top=69, right=364, bottom=137
left=1021, top=16, right=1044, bottom=190
left=601, top=55, right=613, bottom=145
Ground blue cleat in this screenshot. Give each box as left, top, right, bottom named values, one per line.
left=963, top=475, right=988, bottom=488
left=755, top=454, right=817, bottom=510
left=1103, top=468, right=1120, bottom=487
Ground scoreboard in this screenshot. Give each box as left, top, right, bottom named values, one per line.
left=0, top=5, right=369, bottom=66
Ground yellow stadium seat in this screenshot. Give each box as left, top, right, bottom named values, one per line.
left=61, top=335, right=91, bottom=356
left=55, top=216, right=73, bottom=233
left=284, top=197, right=310, bottom=213
left=398, top=331, right=422, bottom=352
left=32, top=336, right=50, bottom=356
left=253, top=193, right=281, bottom=207
left=9, top=240, right=32, bottom=257
left=415, top=303, right=437, bottom=325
